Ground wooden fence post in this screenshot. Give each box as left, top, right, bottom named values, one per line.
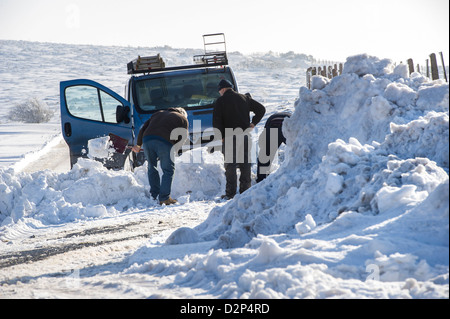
left=307, top=62, right=345, bottom=87
left=332, top=64, right=338, bottom=77
left=307, top=67, right=312, bottom=89
left=407, top=58, right=414, bottom=75
left=429, top=53, right=439, bottom=80
left=439, top=52, right=448, bottom=82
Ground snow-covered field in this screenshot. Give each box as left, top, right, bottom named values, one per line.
left=0, top=40, right=448, bottom=300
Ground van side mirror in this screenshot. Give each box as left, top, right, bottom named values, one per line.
left=116, top=105, right=130, bottom=124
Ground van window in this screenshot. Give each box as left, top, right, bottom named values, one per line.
left=135, top=71, right=234, bottom=112
left=65, top=85, right=124, bottom=123
left=65, top=86, right=103, bottom=121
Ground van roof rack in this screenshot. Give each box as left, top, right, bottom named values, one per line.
left=193, top=33, right=228, bottom=65
left=127, top=33, right=228, bottom=75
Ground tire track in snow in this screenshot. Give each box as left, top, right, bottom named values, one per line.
left=0, top=213, right=189, bottom=270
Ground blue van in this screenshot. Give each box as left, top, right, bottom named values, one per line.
left=60, top=34, right=237, bottom=169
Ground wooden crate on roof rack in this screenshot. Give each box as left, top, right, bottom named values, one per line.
left=127, top=54, right=166, bottom=74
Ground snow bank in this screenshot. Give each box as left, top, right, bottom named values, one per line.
left=192, top=53, right=449, bottom=249
left=173, top=148, right=225, bottom=200
left=0, top=147, right=225, bottom=227
left=125, top=54, right=448, bottom=298
left=0, top=159, right=149, bottom=226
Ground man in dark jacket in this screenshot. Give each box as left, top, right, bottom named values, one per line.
left=132, top=107, right=188, bottom=205
left=213, top=79, right=266, bottom=199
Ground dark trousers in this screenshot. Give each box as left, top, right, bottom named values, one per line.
left=256, top=126, right=285, bottom=183
left=223, top=134, right=251, bottom=197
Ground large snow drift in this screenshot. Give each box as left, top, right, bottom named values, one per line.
left=190, top=54, right=449, bottom=250
left=154, top=54, right=449, bottom=298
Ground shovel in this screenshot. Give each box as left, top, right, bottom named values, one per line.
left=108, top=133, right=129, bottom=154
left=108, top=133, right=140, bottom=171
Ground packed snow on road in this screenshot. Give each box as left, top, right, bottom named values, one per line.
left=0, top=40, right=448, bottom=299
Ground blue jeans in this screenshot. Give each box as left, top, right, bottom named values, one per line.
left=142, top=137, right=175, bottom=202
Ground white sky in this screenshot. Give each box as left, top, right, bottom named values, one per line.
left=0, top=0, right=448, bottom=63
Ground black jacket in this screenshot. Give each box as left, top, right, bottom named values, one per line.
left=264, top=112, right=291, bottom=144
left=137, top=108, right=189, bottom=146
left=213, top=89, right=266, bottom=138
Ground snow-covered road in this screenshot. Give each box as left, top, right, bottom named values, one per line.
left=0, top=200, right=216, bottom=298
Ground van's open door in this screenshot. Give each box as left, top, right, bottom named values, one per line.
left=60, top=79, right=132, bottom=168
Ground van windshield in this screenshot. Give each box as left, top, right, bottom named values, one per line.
left=135, top=70, right=234, bottom=112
